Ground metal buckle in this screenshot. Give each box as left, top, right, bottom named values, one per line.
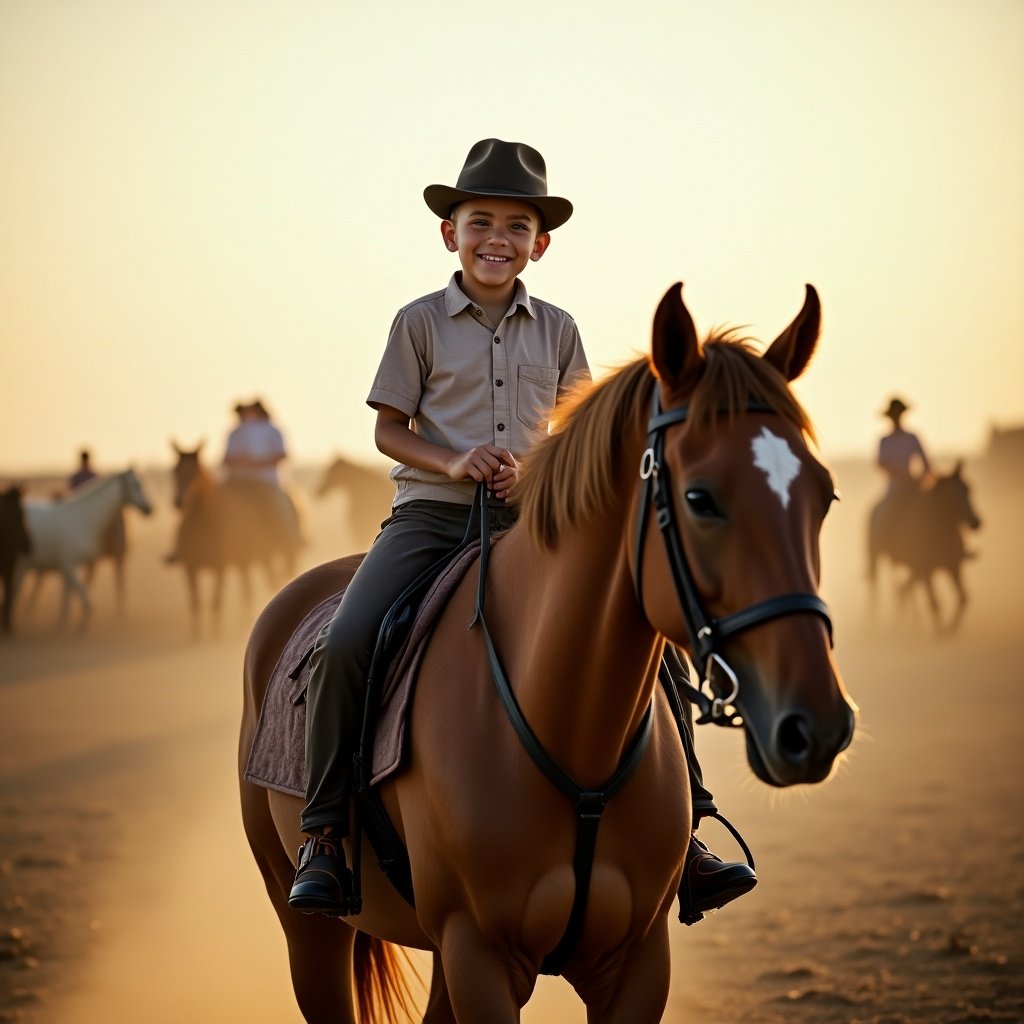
left=639, top=448, right=657, bottom=480
left=703, top=653, right=740, bottom=719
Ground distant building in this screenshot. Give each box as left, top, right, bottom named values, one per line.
left=983, top=423, right=1024, bottom=469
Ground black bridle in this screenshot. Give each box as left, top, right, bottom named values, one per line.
left=633, top=387, right=834, bottom=727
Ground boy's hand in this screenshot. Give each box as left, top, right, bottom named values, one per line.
left=448, top=445, right=518, bottom=498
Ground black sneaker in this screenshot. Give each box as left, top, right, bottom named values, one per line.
left=287, top=832, right=355, bottom=916
left=678, top=834, right=757, bottom=925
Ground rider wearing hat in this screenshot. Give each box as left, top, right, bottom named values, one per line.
left=878, top=397, right=931, bottom=493
left=288, top=139, right=756, bottom=925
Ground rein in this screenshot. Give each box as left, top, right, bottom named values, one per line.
left=633, top=388, right=834, bottom=726
left=469, top=484, right=654, bottom=977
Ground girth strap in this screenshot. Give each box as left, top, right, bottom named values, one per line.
left=470, top=485, right=654, bottom=977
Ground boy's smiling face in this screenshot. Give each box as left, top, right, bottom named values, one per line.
left=442, top=198, right=550, bottom=306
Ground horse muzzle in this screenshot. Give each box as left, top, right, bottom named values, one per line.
left=742, top=695, right=856, bottom=788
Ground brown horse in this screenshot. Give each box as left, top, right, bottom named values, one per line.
left=170, top=442, right=302, bottom=634
left=316, top=455, right=394, bottom=550
left=867, top=462, right=982, bottom=633
left=240, top=283, right=856, bottom=1023
left=0, top=485, right=31, bottom=635
left=82, top=508, right=129, bottom=612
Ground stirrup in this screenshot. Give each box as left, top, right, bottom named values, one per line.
left=677, top=811, right=757, bottom=926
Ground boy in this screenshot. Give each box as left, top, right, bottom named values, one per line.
left=289, top=139, right=755, bottom=924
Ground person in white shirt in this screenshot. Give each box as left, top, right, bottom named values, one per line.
left=223, top=400, right=287, bottom=486
left=223, top=398, right=301, bottom=550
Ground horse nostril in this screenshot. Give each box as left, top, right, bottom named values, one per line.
left=777, top=713, right=812, bottom=765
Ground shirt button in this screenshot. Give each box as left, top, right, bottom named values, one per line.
left=497, top=423, right=505, bottom=431
left=495, top=379, right=503, bottom=387
left=475, top=308, right=483, bottom=316
left=493, top=337, right=501, bottom=344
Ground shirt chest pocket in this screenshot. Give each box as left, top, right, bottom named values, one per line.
left=516, top=364, right=560, bottom=431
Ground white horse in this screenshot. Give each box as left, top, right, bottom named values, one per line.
left=16, top=470, right=153, bottom=629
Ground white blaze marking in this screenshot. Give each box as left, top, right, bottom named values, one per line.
left=751, top=427, right=801, bottom=508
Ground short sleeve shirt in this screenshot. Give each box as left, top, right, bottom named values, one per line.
left=878, top=429, right=926, bottom=491
left=367, top=273, right=591, bottom=506
left=223, top=421, right=287, bottom=485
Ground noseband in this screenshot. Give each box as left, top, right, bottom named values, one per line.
left=633, top=388, right=833, bottom=727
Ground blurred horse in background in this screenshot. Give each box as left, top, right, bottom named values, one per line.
left=16, top=470, right=153, bottom=630
left=170, top=442, right=303, bottom=635
left=868, top=461, right=982, bottom=633
left=0, top=485, right=31, bottom=635
left=316, top=454, right=394, bottom=550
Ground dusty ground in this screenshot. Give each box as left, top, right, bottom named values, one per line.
left=0, top=455, right=1020, bottom=1023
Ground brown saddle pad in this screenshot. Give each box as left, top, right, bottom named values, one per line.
left=243, top=542, right=482, bottom=797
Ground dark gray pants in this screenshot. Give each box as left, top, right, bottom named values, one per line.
left=300, top=499, right=715, bottom=833
left=301, top=499, right=515, bottom=833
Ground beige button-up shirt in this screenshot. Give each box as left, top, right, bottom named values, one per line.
left=367, top=273, right=591, bottom=506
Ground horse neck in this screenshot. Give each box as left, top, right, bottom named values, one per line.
left=68, top=474, right=124, bottom=528
left=492, top=496, right=661, bottom=789
left=184, top=464, right=217, bottom=501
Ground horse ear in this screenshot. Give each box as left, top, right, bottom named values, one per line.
left=764, top=284, right=821, bottom=381
left=650, top=283, right=702, bottom=391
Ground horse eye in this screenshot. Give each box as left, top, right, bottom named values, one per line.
left=684, top=488, right=721, bottom=518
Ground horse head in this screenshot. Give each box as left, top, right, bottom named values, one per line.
left=170, top=441, right=206, bottom=509
left=118, top=469, right=154, bottom=517
left=934, top=462, right=982, bottom=532
left=316, top=455, right=350, bottom=498
left=644, top=283, right=855, bottom=787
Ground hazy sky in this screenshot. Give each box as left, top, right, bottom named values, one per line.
left=2, top=0, right=1022, bottom=475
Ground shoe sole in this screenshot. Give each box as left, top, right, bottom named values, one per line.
left=288, top=893, right=350, bottom=916
left=689, top=875, right=758, bottom=916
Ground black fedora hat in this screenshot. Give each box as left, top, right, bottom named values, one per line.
left=423, top=139, right=573, bottom=231
left=882, top=396, right=910, bottom=418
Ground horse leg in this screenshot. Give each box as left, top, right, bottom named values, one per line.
left=282, top=906, right=359, bottom=1023
left=59, top=567, right=91, bottom=631
left=946, top=565, right=968, bottom=634
left=7, top=563, right=28, bottom=631
left=237, top=563, right=253, bottom=614
left=576, top=921, right=672, bottom=1024
left=423, top=951, right=457, bottom=1024
left=261, top=557, right=277, bottom=593
left=437, top=919, right=531, bottom=1022
left=184, top=566, right=202, bottom=639
left=241, top=782, right=360, bottom=1022
left=21, top=569, right=44, bottom=619
left=211, top=567, right=225, bottom=636
left=920, top=574, right=943, bottom=634
left=113, top=555, right=126, bottom=616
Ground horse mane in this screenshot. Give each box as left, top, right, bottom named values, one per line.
left=516, top=332, right=816, bottom=549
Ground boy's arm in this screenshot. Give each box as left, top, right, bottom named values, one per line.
left=373, top=405, right=517, bottom=498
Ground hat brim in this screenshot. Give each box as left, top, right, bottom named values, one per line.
left=423, top=185, right=573, bottom=231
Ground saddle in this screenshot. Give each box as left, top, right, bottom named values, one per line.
left=243, top=540, right=483, bottom=799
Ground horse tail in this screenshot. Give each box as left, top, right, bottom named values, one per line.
left=353, top=932, right=421, bottom=1024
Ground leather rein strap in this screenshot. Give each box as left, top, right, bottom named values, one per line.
left=469, top=484, right=654, bottom=977
left=633, top=388, right=834, bottom=726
